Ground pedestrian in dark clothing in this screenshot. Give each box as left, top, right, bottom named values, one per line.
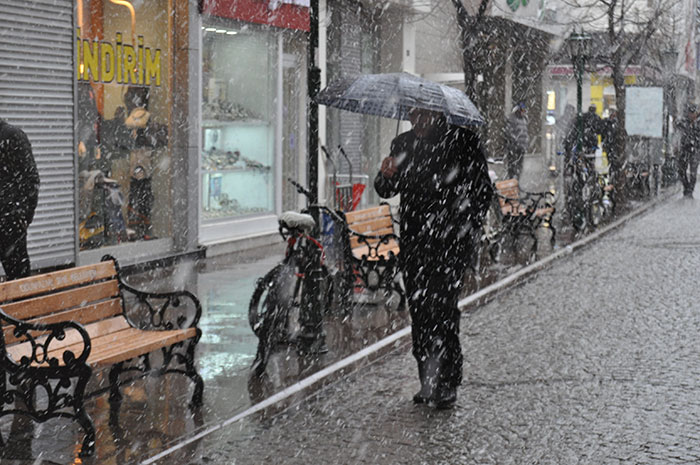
left=563, top=105, right=603, bottom=174
left=0, top=119, right=40, bottom=280
left=505, top=102, right=529, bottom=180
left=677, top=104, right=700, bottom=198
left=565, top=106, right=602, bottom=155
left=581, top=104, right=603, bottom=154
left=601, top=108, right=621, bottom=181
left=374, top=108, right=493, bottom=409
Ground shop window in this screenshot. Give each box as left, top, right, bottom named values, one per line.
left=76, top=0, right=172, bottom=250
left=201, top=24, right=278, bottom=221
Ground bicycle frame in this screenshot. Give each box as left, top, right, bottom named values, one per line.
left=564, top=149, right=600, bottom=232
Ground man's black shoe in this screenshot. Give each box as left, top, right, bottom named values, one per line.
left=412, top=391, right=430, bottom=404
left=430, top=386, right=457, bottom=410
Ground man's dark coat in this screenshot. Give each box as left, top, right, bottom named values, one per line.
left=374, top=122, right=493, bottom=266
left=0, top=120, right=39, bottom=231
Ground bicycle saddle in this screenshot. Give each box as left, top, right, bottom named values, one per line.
left=279, top=211, right=316, bottom=232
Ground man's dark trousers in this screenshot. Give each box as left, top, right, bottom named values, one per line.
left=679, top=154, right=699, bottom=196
left=403, top=253, right=468, bottom=392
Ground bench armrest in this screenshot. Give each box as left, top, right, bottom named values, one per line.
left=101, top=255, right=202, bottom=332
left=0, top=307, right=91, bottom=367
left=119, top=283, right=202, bottom=331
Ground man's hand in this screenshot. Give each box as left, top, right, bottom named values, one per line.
left=380, top=156, right=397, bottom=178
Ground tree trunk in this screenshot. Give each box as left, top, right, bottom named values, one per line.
left=612, top=66, right=629, bottom=208
left=452, top=0, right=490, bottom=107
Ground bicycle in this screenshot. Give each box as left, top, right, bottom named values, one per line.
left=564, top=148, right=600, bottom=233
left=624, top=160, right=651, bottom=199
left=249, top=179, right=353, bottom=376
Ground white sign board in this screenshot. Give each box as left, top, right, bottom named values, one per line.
left=625, top=87, right=664, bottom=138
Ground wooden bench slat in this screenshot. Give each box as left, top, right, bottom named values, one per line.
left=35, top=328, right=194, bottom=367
left=348, top=216, right=393, bottom=233
left=89, top=328, right=197, bottom=366
left=6, top=323, right=133, bottom=365
left=6, top=316, right=131, bottom=363
left=7, top=326, right=197, bottom=368
left=0, top=261, right=117, bottom=303
left=344, top=204, right=391, bottom=224
left=0, top=280, right=119, bottom=322
left=3, top=298, right=123, bottom=346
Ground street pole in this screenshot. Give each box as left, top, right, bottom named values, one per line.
left=575, top=54, right=583, bottom=153
left=307, top=0, right=320, bottom=205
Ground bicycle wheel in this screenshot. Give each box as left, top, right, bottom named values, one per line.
left=587, top=183, right=604, bottom=228
left=383, top=273, right=406, bottom=312
left=249, top=263, right=296, bottom=339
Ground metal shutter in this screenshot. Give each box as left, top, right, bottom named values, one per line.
left=0, top=0, right=76, bottom=270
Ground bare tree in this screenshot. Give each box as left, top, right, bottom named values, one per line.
left=607, top=0, right=662, bottom=200
left=450, top=0, right=492, bottom=104
left=563, top=0, right=675, bottom=202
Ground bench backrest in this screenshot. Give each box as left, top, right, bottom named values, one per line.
left=344, top=204, right=395, bottom=249
left=495, top=179, right=520, bottom=212
left=1, top=261, right=122, bottom=346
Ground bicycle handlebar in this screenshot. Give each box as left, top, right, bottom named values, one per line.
left=286, top=177, right=348, bottom=228
left=288, top=177, right=313, bottom=199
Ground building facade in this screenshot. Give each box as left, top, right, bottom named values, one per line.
left=0, top=0, right=312, bottom=275
left=197, top=0, right=310, bottom=255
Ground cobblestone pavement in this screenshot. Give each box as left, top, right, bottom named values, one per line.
left=153, top=193, right=700, bottom=465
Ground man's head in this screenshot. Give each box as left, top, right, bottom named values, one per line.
left=408, top=108, right=443, bottom=138
left=608, top=107, right=618, bottom=119
left=588, top=104, right=597, bottom=114
left=687, top=104, right=698, bottom=117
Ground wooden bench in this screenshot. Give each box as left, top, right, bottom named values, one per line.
left=0, top=255, right=203, bottom=457
left=486, top=179, right=556, bottom=261
left=341, top=204, right=404, bottom=310
left=344, top=203, right=400, bottom=261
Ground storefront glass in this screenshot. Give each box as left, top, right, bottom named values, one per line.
left=201, top=23, right=278, bottom=221
left=76, top=0, right=173, bottom=250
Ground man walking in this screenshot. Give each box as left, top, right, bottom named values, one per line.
left=601, top=107, right=621, bottom=181
left=375, top=108, right=493, bottom=409
left=677, top=104, right=700, bottom=198
left=0, top=119, right=40, bottom=279
left=505, top=102, right=529, bottom=180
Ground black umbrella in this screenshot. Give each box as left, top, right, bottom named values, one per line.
left=315, top=72, right=484, bottom=127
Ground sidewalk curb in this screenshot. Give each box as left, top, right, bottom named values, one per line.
left=140, top=188, right=679, bottom=465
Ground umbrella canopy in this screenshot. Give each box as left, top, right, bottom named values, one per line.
left=315, top=72, right=484, bottom=127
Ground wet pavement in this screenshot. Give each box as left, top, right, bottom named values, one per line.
left=0, top=157, right=680, bottom=464
left=150, top=190, right=698, bottom=464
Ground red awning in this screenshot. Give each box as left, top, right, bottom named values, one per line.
left=201, top=0, right=310, bottom=32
